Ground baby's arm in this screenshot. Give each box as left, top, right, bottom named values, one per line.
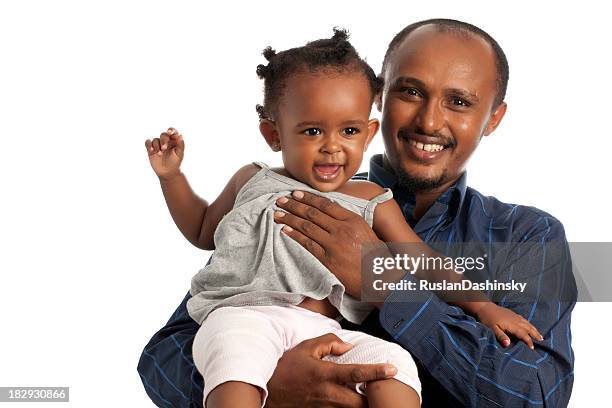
left=145, top=127, right=259, bottom=250
left=346, top=181, right=543, bottom=348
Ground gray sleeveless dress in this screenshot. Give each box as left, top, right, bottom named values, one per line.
left=187, top=162, right=393, bottom=325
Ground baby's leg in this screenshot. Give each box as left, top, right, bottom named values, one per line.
left=326, top=329, right=422, bottom=408
left=193, top=306, right=285, bottom=408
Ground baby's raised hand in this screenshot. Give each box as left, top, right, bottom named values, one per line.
left=145, top=127, right=185, bottom=181
left=475, top=303, right=544, bottom=349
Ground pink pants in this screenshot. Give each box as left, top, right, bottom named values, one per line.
left=193, top=304, right=421, bottom=407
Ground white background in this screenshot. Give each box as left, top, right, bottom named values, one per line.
left=1, top=1, right=610, bottom=406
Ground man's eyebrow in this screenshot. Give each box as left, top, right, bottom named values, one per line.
left=392, top=76, right=427, bottom=89
left=447, top=88, right=480, bottom=102
left=393, top=77, right=480, bottom=102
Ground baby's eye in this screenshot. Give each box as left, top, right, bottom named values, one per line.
left=303, top=128, right=322, bottom=136
left=342, top=127, right=360, bottom=136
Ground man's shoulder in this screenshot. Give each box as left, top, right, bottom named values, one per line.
left=464, top=186, right=567, bottom=241
left=353, top=171, right=369, bottom=180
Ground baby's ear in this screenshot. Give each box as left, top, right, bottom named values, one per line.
left=259, top=120, right=281, bottom=152
left=364, top=118, right=380, bottom=151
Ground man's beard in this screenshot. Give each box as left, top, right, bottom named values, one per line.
left=390, top=128, right=454, bottom=193
left=395, top=167, right=448, bottom=193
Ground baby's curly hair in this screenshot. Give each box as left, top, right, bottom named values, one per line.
left=255, top=28, right=383, bottom=120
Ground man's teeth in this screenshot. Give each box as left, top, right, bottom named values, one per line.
left=408, top=139, right=446, bottom=152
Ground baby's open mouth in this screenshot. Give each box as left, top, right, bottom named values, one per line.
left=313, top=164, right=342, bottom=180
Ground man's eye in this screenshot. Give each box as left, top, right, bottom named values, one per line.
left=342, top=127, right=360, bottom=136
left=303, top=128, right=321, bottom=136
left=451, top=97, right=471, bottom=107
left=399, top=87, right=421, bottom=97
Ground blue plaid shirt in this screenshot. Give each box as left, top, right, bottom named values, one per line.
left=138, top=154, right=576, bottom=407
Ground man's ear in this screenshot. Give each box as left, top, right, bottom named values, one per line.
left=364, top=118, right=380, bottom=151
left=484, top=102, right=507, bottom=136
left=259, top=119, right=281, bottom=151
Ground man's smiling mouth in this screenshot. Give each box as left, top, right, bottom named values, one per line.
left=397, top=129, right=454, bottom=156
left=407, top=139, right=447, bottom=152
left=397, top=130, right=454, bottom=162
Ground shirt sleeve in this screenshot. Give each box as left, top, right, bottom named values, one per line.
left=137, top=292, right=204, bottom=408
left=379, top=217, right=577, bottom=407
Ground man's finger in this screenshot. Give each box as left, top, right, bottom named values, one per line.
left=280, top=224, right=326, bottom=260
left=275, top=208, right=329, bottom=241
left=329, top=362, right=397, bottom=384
left=275, top=209, right=330, bottom=245
left=275, top=196, right=337, bottom=233
left=326, top=339, right=355, bottom=357
left=291, top=191, right=353, bottom=220
left=318, top=383, right=367, bottom=408
left=297, top=333, right=351, bottom=357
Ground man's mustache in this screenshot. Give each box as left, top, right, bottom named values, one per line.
left=397, top=128, right=455, bottom=147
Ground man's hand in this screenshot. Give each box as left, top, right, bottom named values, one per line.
left=145, top=127, right=185, bottom=181
left=273, top=191, right=383, bottom=297
left=265, top=334, right=397, bottom=408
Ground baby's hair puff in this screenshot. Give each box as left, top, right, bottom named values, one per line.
left=255, top=28, right=383, bottom=120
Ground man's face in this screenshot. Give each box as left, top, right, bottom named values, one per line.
left=379, top=25, right=506, bottom=192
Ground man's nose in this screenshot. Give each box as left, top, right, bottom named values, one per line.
left=320, top=134, right=342, bottom=154
left=416, top=99, right=444, bottom=135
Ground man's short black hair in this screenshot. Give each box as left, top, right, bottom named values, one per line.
left=255, top=28, right=383, bottom=120
left=381, top=19, right=509, bottom=107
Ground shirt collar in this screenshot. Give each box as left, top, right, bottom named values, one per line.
left=368, top=154, right=468, bottom=229
left=368, top=154, right=398, bottom=191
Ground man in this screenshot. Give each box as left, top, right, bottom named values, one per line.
left=138, top=19, right=576, bottom=407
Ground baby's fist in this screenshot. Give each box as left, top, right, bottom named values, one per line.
left=145, top=127, right=185, bottom=181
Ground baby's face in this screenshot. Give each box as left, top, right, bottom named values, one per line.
left=268, top=71, right=378, bottom=192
